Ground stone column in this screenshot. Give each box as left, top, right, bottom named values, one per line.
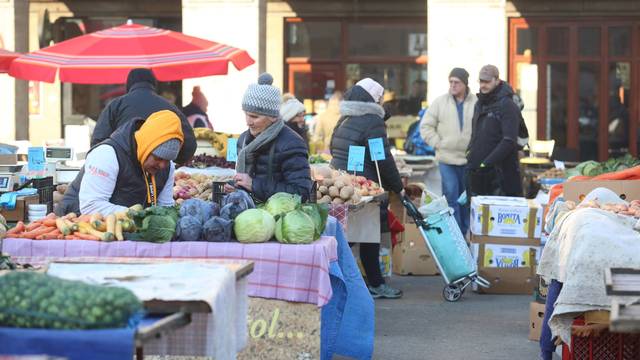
left=182, top=0, right=265, bottom=135
left=427, top=0, right=507, bottom=104
left=0, top=0, right=28, bottom=142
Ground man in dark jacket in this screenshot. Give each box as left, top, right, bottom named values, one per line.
left=92, top=68, right=196, bottom=164
left=227, top=73, right=312, bottom=202
left=330, top=78, right=404, bottom=299
left=466, top=65, right=523, bottom=196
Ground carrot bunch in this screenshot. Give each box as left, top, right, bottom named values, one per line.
left=7, top=213, right=102, bottom=241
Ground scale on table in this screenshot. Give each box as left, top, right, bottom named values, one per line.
left=0, top=165, right=23, bottom=193
left=44, top=146, right=81, bottom=184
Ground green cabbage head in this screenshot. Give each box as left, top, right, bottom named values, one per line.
left=301, top=203, right=329, bottom=240
left=265, top=192, right=301, bottom=218
left=275, top=209, right=317, bottom=244
left=234, top=209, right=276, bottom=243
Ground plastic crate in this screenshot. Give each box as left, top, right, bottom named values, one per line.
left=562, top=319, right=640, bottom=360
left=38, top=185, right=54, bottom=214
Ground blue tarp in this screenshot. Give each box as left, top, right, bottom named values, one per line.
left=321, top=217, right=375, bottom=360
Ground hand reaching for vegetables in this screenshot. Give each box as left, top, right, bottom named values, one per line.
left=234, top=173, right=253, bottom=192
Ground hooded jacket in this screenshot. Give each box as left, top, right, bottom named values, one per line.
left=236, top=125, right=312, bottom=203
left=330, top=85, right=403, bottom=194
left=58, top=111, right=183, bottom=215
left=467, top=81, right=522, bottom=196
left=91, top=69, right=196, bottom=164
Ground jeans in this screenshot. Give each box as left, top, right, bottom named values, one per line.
left=439, top=163, right=469, bottom=235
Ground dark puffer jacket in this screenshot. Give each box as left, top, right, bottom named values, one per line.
left=91, top=69, right=196, bottom=164
left=330, top=86, right=403, bottom=194
left=237, top=125, right=312, bottom=202
left=467, top=82, right=522, bottom=196
left=58, top=118, right=171, bottom=216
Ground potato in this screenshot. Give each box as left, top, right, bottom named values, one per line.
left=360, top=188, right=369, bottom=196
left=316, top=190, right=323, bottom=199
left=340, top=186, right=355, bottom=200
left=322, top=178, right=335, bottom=187
left=318, top=195, right=332, bottom=204
left=332, top=197, right=345, bottom=204
left=329, top=186, right=340, bottom=198
left=318, top=185, right=329, bottom=194
left=351, top=193, right=362, bottom=204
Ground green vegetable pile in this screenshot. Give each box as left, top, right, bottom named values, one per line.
left=126, top=205, right=179, bottom=243
left=0, top=272, right=142, bottom=329
left=566, top=154, right=640, bottom=177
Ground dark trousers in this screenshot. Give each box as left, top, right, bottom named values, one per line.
left=540, top=279, right=563, bottom=360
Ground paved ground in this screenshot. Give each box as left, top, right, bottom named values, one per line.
left=370, top=275, right=549, bottom=360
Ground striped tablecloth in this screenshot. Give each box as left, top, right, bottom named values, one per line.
left=1, top=236, right=338, bottom=307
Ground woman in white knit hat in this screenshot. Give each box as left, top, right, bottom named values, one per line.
left=280, top=95, right=309, bottom=146
left=225, top=73, right=312, bottom=203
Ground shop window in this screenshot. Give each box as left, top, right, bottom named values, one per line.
left=608, top=62, right=630, bottom=157
left=547, top=27, right=569, bottom=56
left=546, top=63, right=568, bottom=148
left=609, top=27, right=631, bottom=57
left=578, top=27, right=601, bottom=57
left=578, top=63, right=600, bottom=160
left=287, top=21, right=341, bottom=59
left=516, top=28, right=536, bottom=56
left=347, top=23, right=426, bottom=58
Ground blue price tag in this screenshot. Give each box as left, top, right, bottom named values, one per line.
left=347, top=145, right=366, bottom=172
left=28, top=147, right=46, bottom=171
left=226, top=138, right=238, bottom=162
left=368, top=137, right=386, bottom=161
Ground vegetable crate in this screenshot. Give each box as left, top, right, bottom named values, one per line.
left=19, top=176, right=55, bottom=214
left=562, top=319, right=640, bottom=360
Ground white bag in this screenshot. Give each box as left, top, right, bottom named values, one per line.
left=419, top=190, right=449, bottom=217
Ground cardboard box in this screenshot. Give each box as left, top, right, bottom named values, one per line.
left=470, top=196, right=542, bottom=239
left=0, top=154, right=17, bottom=165
left=392, top=225, right=439, bottom=275
left=471, top=239, right=537, bottom=294
left=529, top=301, right=546, bottom=341
left=563, top=180, right=640, bottom=202
left=0, top=195, right=40, bottom=222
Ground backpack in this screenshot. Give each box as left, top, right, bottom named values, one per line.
left=403, top=111, right=435, bottom=156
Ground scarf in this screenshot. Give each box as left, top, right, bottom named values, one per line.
left=236, top=119, right=284, bottom=174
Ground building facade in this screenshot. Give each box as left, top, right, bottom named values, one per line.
left=2, top=0, right=640, bottom=161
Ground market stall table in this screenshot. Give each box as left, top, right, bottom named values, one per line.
left=1, top=216, right=374, bottom=360
left=0, top=259, right=253, bottom=360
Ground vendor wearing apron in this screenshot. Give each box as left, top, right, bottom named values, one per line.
left=225, top=73, right=312, bottom=202
left=57, top=110, right=184, bottom=215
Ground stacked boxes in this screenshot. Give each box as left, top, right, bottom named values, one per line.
left=470, top=196, right=542, bottom=295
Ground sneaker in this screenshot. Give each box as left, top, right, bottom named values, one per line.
left=368, top=284, right=403, bottom=299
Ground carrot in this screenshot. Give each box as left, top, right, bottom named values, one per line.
left=7, top=221, right=25, bottom=235
left=20, top=226, right=57, bottom=239
left=35, top=229, right=61, bottom=240
left=57, top=234, right=64, bottom=239
left=45, top=213, right=57, bottom=219
left=64, top=235, right=80, bottom=240
left=73, top=233, right=101, bottom=241
left=42, top=218, right=57, bottom=227
left=25, top=221, right=43, bottom=231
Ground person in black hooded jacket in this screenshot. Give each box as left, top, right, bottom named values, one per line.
left=330, top=78, right=404, bottom=299
left=91, top=68, right=196, bottom=164
left=466, top=65, right=523, bottom=197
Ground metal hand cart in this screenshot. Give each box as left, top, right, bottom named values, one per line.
left=401, top=195, right=490, bottom=301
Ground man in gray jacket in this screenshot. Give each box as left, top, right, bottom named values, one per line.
left=420, top=68, right=477, bottom=235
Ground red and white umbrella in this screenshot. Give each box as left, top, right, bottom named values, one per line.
left=9, top=23, right=255, bottom=83
left=0, top=49, right=20, bottom=73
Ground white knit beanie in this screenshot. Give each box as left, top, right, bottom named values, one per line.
left=280, top=98, right=306, bottom=122
left=356, top=78, right=384, bottom=102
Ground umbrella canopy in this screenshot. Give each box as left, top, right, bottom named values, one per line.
left=9, top=23, right=255, bottom=84
left=0, top=49, right=20, bottom=73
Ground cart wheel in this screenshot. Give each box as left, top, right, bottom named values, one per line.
left=443, top=284, right=463, bottom=302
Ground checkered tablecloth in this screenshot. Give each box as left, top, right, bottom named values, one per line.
left=1, top=236, right=338, bottom=307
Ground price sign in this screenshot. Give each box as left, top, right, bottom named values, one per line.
left=226, top=138, right=238, bottom=162
left=368, top=138, right=386, bottom=161
left=347, top=145, right=365, bottom=172
left=28, top=147, right=46, bottom=171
